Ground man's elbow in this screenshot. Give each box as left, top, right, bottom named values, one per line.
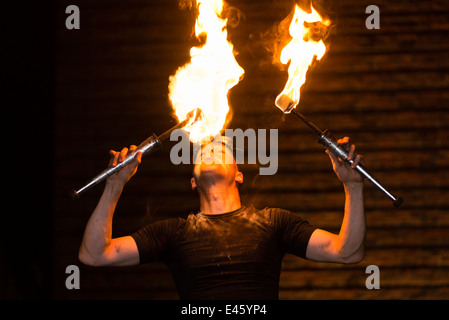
left=339, top=245, right=365, bottom=264
left=78, top=246, right=104, bottom=267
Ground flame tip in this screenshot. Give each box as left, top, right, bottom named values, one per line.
left=276, top=4, right=330, bottom=112
left=169, top=0, right=243, bottom=142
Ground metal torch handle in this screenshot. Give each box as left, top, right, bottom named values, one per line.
left=71, top=134, right=161, bottom=199
left=318, top=130, right=403, bottom=207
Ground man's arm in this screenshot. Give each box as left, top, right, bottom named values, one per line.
left=78, top=146, right=142, bottom=267
left=305, top=137, right=365, bottom=264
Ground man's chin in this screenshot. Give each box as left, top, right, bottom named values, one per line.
left=197, top=163, right=227, bottom=179
left=199, top=163, right=223, bottom=173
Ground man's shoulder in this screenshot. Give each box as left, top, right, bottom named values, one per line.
left=251, top=206, right=310, bottom=226
left=249, top=205, right=293, bottom=217
left=239, top=205, right=295, bottom=226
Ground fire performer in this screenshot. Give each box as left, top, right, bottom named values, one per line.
left=78, top=136, right=365, bottom=299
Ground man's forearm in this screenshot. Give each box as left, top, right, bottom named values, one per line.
left=79, top=181, right=125, bottom=263
left=337, top=182, right=365, bottom=259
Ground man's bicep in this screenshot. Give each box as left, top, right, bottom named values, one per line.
left=305, top=229, right=341, bottom=263
left=105, top=236, right=140, bottom=266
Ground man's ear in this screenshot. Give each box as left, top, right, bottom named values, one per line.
left=235, top=171, right=243, bottom=185
left=191, top=177, right=197, bottom=190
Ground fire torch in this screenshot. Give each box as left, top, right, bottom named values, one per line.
left=277, top=96, right=403, bottom=207
left=71, top=108, right=203, bottom=199
left=274, top=4, right=403, bottom=207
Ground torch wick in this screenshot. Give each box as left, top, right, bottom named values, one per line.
left=291, top=109, right=323, bottom=136
left=157, top=108, right=203, bottom=142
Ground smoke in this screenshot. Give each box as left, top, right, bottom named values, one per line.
left=222, top=4, right=245, bottom=28
left=177, top=0, right=195, bottom=10
left=261, top=5, right=296, bottom=71
left=177, top=0, right=245, bottom=30
left=260, top=0, right=334, bottom=69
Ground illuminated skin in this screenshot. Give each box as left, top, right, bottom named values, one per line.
left=190, top=142, right=243, bottom=215
left=78, top=138, right=365, bottom=266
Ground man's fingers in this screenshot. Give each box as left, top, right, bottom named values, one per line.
left=108, top=150, right=115, bottom=166
left=337, top=137, right=351, bottom=152
left=109, top=150, right=119, bottom=167
left=109, top=145, right=141, bottom=170
left=336, top=137, right=359, bottom=167
left=127, top=145, right=140, bottom=163
left=348, top=144, right=356, bottom=162
left=109, top=146, right=141, bottom=165
left=119, top=147, right=128, bottom=163
left=135, top=151, right=142, bottom=164
left=351, top=154, right=364, bottom=168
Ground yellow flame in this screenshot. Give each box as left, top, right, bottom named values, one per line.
left=168, top=0, right=244, bottom=142
left=275, top=4, right=330, bottom=113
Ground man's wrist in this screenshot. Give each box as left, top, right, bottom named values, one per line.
left=343, top=181, right=364, bottom=193
left=105, top=179, right=126, bottom=195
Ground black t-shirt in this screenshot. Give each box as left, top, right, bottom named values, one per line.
left=130, top=205, right=316, bottom=300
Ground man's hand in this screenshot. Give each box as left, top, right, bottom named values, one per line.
left=326, top=137, right=364, bottom=186
left=106, top=145, right=142, bottom=186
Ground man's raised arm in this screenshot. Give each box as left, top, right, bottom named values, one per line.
left=305, top=137, right=366, bottom=264
left=78, top=145, right=142, bottom=267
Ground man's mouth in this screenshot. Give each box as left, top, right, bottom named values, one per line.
left=201, top=156, right=223, bottom=164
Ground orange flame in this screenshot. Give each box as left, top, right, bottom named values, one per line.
left=168, top=0, right=244, bottom=142
left=275, top=4, right=330, bottom=113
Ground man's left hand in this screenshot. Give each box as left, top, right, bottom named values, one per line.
left=326, top=137, right=364, bottom=186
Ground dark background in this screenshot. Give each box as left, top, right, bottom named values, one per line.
left=3, top=0, right=448, bottom=299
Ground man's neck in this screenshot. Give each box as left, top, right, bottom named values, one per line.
left=198, top=183, right=241, bottom=215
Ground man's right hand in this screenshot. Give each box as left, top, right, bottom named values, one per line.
left=106, top=145, right=142, bottom=186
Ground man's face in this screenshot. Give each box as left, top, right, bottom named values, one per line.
left=191, top=142, right=243, bottom=190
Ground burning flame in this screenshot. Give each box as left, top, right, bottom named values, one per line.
left=275, top=4, right=330, bottom=113
left=168, top=0, right=244, bottom=142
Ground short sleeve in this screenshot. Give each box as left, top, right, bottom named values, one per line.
left=130, top=218, right=180, bottom=264
left=270, top=208, right=317, bottom=258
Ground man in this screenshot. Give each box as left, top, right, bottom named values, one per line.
left=79, top=136, right=365, bottom=299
